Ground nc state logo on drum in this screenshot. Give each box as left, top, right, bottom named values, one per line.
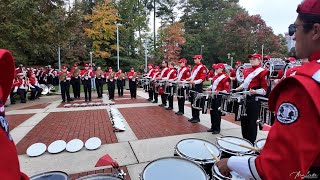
left=276, top=102, right=299, bottom=124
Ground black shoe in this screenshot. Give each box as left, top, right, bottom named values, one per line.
left=67, top=99, right=71, bottom=102
left=69, top=99, right=74, bottom=101
left=188, top=118, right=194, bottom=122
left=11, top=101, right=15, bottom=104
left=85, top=99, right=88, bottom=102
left=89, top=99, right=92, bottom=102
left=159, top=104, right=165, bottom=107
left=152, top=100, right=158, bottom=103
left=175, top=111, right=180, bottom=114
left=165, top=107, right=173, bottom=110
left=221, top=112, right=226, bottom=116
left=176, top=112, right=183, bottom=116
left=207, top=129, right=214, bottom=132
left=191, top=119, right=200, bottom=123
left=21, top=100, right=26, bottom=103
left=212, top=130, right=220, bottom=134
left=62, top=100, right=65, bottom=103
left=147, top=99, right=152, bottom=101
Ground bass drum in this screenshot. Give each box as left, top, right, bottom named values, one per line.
left=40, top=84, right=49, bottom=95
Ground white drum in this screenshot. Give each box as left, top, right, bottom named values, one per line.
left=76, top=174, right=122, bottom=180
left=66, top=139, right=83, bottom=153
left=30, top=171, right=69, bottom=180
left=48, top=140, right=67, bottom=154
left=140, top=157, right=209, bottom=180
left=211, top=163, right=244, bottom=180
left=27, top=143, right=47, bottom=157
left=85, top=137, right=102, bottom=150
left=255, top=138, right=266, bottom=150
left=216, top=136, right=253, bottom=158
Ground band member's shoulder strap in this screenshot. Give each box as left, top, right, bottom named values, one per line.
left=242, top=67, right=265, bottom=89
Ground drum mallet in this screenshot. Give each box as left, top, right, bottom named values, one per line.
left=204, top=143, right=220, bottom=162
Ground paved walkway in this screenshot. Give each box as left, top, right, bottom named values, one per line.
left=6, top=89, right=269, bottom=180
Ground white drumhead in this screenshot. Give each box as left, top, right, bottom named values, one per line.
left=64, top=104, right=72, bottom=108
left=66, top=139, right=83, bottom=153
left=255, top=139, right=266, bottom=149
left=85, top=137, right=102, bottom=150
left=48, top=140, right=67, bottom=154
left=76, top=174, right=122, bottom=180
left=212, top=164, right=244, bottom=180
left=217, top=136, right=253, bottom=154
left=80, top=103, right=88, bottom=107
left=73, top=103, right=80, bottom=107
left=27, top=143, right=47, bottom=157
left=95, top=102, right=102, bottom=106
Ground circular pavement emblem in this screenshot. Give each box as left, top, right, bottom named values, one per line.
left=277, top=103, right=299, bottom=124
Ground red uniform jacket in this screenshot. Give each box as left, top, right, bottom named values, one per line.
left=250, top=51, right=320, bottom=180
left=127, top=71, right=136, bottom=80
left=147, top=68, right=154, bottom=78
left=208, top=69, right=215, bottom=80
left=242, top=66, right=268, bottom=91
left=210, top=73, right=231, bottom=92
left=29, top=77, right=39, bottom=86
left=285, top=66, right=300, bottom=77
left=191, top=63, right=207, bottom=84
left=160, top=67, right=169, bottom=79
left=59, top=71, right=71, bottom=81
left=178, top=66, right=190, bottom=81
left=166, top=68, right=177, bottom=80
left=16, top=79, right=27, bottom=89
left=81, top=70, right=93, bottom=80
left=229, top=69, right=236, bottom=78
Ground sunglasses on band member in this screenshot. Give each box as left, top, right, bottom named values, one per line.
left=288, top=23, right=316, bottom=36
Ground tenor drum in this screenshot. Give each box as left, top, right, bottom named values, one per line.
left=216, top=136, right=254, bottom=158
left=76, top=174, right=122, bottom=180
left=140, top=157, right=209, bottom=180
left=211, top=163, right=244, bottom=180
left=30, top=171, right=69, bottom=180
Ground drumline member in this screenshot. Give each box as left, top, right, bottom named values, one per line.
left=59, top=66, right=73, bottom=102
left=234, top=53, right=268, bottom=144
left=0, top=49, right=29, bottom=180
left=146, top=64, right=155, bottom=101
left=207, top=64, right=216, bottom=82
left=70, top=64, right=81, bottom=99
left=218, top=1, right=320, bottom=178
left=152, top=66, right=161, bottom=103
left=115, top=69, right=125, bottom=97
left=28, top=73, right=42, bottom=100
left=229, top=61, right=242, bottom=121
left=106, top=67, right=115, bottom=100
left=163, top=62, right=177, bottom=110
left=81, top=63, right=93, bottom=102
left=13, top=73, right=28, bottom=103
left=95, top=66, right=104, bottom=98
left=158, top=61, right=169, bottom=107
left=176, top=58, right=190, bottom=115
left=206, top=63, right=231, bottom=134
left=186, top=54, right=207, bottom=123
left=127, top=67, right=137, bottom=99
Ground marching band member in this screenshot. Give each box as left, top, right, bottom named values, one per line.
left=95, top=66, right=104, bottom=98
left=207, top=64, right=216, bottom=82
left=0, top=49, right=29, bottom=180
left=234, top=53, right=268, bottom=144
left=106, top=67, right=115, bottom=100
left=28, top=73, right=42, bottom=100
left=59, top=66, right=73, bottom=102
left=15, top=64, right=23, bottom=75
left=218, top=1, right=320, bottom=179
left=176, top=58, right=190, bottom=115
left=152, top=66, right=161, bottom=103
left=90, top=64, right=96, bottom=91
left=146, top=64, right=155, bottom=101
left=206, top=63, right=231, bottom=134
left=81, top=64, right=93, bottom=102
left=70, top=64, right=81, bottom=99
left=158, top=61, right=169, bottom=107
left=46, top=65, right=54, bottom=85
left=115, top=69, right=125, bottom=97
left=229, top=61, right=242, bottom=121
left=163, top=62, right=177, bottom=110
left=127, top=68, right=137, bottom=99
left=14, top=73, right=28, bottom=103
left=10, top=78, right=19, bottom=104
left=186, top=54, right=207, bottom=123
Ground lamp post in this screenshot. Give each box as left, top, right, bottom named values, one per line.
left=116, top=23, right=122, bottom=70
left=200, top=45, right=204, bottom=55
left=89, top=51, right=93, bottom=65
left=58, top=32, right=61, bottom=94
left=145, top=41, right=148, bottom=73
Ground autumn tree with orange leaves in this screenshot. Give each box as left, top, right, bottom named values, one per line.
left=84, top=0, right=120, bottom=59
left=160, top=22, right=186, bottom=62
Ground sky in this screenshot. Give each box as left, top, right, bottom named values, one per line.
left=238, top=0, right=302, bottom=35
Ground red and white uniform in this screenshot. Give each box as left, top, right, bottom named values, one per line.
left=58, top=71, right=71, bottom=81
left=163, top=68, right=177, bottom=80
left=127, top=71, right=136, bottom=81
left=147, top=68, right=155, bottom=78
left=15, top=68, right=23, bottom=75
left=207, top=69, right=215, bottom=81
left=152, top=71, right=160, bottom=80
left=229, top=69, right=236, bottom=80
left=285, top=66, right=300, bottom=77
left=238, top=66, right=268, bottom=95
left=177, top=66, right=190, bottom=81
left=16, top=78, right=27, bottom=90
left=208, top=73, right=231, bottom=92
left=105, top=71, right=114, bottom=82
left=81, top=70, right=93, bottom=80
left=159, top=67, right=169, bottom=79
left=190, top=63, right=207, bottom=84
left=29, top=77, right=40, bottom=87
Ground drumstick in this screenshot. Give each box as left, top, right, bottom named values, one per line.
left=217, top=137, right=260, bottom=152
left=204, top=143, right=220, bottom=162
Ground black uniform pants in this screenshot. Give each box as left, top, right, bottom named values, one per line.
left=167, top=86, right=175, bottom=108
left=72, top=77, right=81, bottom=98
left=148, top=88, right=154, bottom=101
left=161, top=93, right=167, bottom=106
left=241, top=95, right=260, bottom=144
left=30, top=86, right=42, bottom=100
left=15, top=88, right=27, bottom=102
left=96, top=78, right=103, bottom=98
left=82, top=79, right=91, bottom=100
left=60, top=81, right=71, bottom=101
left=117, top=80, right=124, bottom=96
left=177, top=87, right=186, bottom=113
left=210, top=96, right=222, bottom=131
left=190, top=83, right=203, bottom=120
left=129, top=80, right=137, bottom=98
left=108, top=80, right=115, bottom=100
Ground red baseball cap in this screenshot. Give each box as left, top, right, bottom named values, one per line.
left=108, top=67, right=112, bottom=70
left=212, top=64, right=216, bottom=68
left=179, top=58, right=187, bottom=63
left=0, top=49, right=15, bottom=104
left=248, top=53, right=262, bottom=60
left=73, top=64, right=77, bottom=67
left=155, top=66, right=160, bottom=69
left=85, top=63, right=89, bottom=67
left=287, top=57, right=296, bottom=62
left=148, top=64, right=153, bottom=67
left=263, top=55, right=271, bottom=60
left=235, top=61, right=242, bottom=65
left=62, top=66, right=67, bottom=69
left=215, top=63, right=225, bottom=69
left=192, top=55, right=202, bottom=60
left=130, top=67, right=134, bottom=70
left=297, top=0, right=320, bottom=15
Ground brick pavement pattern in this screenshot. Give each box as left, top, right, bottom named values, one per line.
left=58, top=100, right=103, bottom=108
left=15, top=110, right=117, bottom=155
left=119, top=106, right=208, bottom=140
left=70, top=166, right=130, bottom=180
left=7, top=114, right=35, bottom=130
left=20, top=103, right=51, bottom=110
left=113, top=98, right=148, bottom=105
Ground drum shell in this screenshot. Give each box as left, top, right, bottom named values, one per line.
left=216, top=136, right=254, bottom=158
left=76, top=174, right=122, bottom=180
left=30, top=171, right=70, bottom=180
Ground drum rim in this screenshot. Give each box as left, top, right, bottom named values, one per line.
left=216, top=136, right=254, bottom=155
left=140, top=156, right=209, bottom=180
left=76, top=173, right=122, bottom=180
left=175, top=138, right=221, bottom=164
left=30, top=171, right=69, bottom=180
left=254, top=138, right=267, bottom=149
left=211, top=163, right=241, bottom=180
left=48, top=140, right=67, bottom=154
left=26, top=143, right=47, bottom=157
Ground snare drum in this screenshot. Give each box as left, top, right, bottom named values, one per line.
left=76, top=174, right=122, bottom=180
left=211, top=163, right=244, bottom=180
left=30, top=171, right=69, bottom=180
left=255, top=138, right=266, bottom=150
left=216, top=136, right=254, bottom=158
left=140, top=157, right=209, bottom=180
